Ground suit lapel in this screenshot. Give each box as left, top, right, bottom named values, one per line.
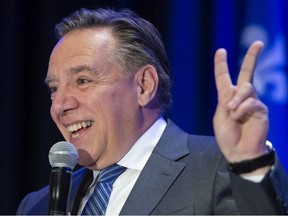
left=120, top=120, right=190, bottom=215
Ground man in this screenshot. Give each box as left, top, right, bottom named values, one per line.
left=17, top=8, right=288, bottom=215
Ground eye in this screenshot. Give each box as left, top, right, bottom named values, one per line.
left=48, top=86, right=58, bottom=94
left=77, top=78, right=91, bottom=85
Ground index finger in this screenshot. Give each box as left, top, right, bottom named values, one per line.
left=214, top=48, right=232, bottom=93
left=237, top=41, right=264, bottom=86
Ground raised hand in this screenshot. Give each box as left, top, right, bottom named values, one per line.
left=213, top=41, right=270, bottom=171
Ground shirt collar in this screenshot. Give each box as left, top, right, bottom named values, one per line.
left=118, top=116, right=167, bottom=171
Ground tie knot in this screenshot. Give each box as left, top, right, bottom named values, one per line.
left=98, top=164, right=126, bottom=183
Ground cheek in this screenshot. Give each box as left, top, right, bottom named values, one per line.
left=89, top=98, right=122, bottom=135
left=50, top=106, right=66, bottom=134
left=50, top=106, right=57, bottom=123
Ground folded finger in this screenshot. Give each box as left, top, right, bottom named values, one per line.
left=229, top=97, right=268, bottom=123
left=227, top=83, right=257, bottom=110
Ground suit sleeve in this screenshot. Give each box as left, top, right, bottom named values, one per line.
left=16, top=189, right=49, bottom=215
left=16, top=194, right=29, bottom=215
left=229, top=154, right=288, bottom=214
left=16, top=193, right=36, bottom=215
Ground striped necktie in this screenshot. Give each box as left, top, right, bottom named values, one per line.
left=81, top=164, right=126, bottom=215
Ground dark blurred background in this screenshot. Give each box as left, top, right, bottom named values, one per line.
left=1, top=0, right=288, bottom=214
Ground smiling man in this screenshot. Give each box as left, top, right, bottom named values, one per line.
left=17, top=8, right=288, bottom=215
left=46, top=27, right=151, bottom=170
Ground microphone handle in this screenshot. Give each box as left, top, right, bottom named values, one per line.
left=48, top=167, right=72, bottom=215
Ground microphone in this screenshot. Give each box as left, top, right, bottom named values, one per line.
left=48, top=141, right=78, bottom=215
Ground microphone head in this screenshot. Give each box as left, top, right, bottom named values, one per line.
left=49, top=141, right=78, bottom=169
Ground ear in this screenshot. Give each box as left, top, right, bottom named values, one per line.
left=135, top=65, right=159, bottom=107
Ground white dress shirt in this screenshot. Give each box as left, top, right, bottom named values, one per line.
left=78, top=117, right=167, bottom=215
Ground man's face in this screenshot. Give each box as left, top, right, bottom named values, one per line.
left=46, top=28, right=142, bottom=170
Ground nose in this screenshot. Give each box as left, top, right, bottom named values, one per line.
left=50, top=89, right=79, bottom=116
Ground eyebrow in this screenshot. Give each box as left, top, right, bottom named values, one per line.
left=69, top=65, right=93, bottom=74
left=44, top=64, right=94, bottom=85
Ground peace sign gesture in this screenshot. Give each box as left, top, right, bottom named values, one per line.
left=213, top=41, right=270, bottom=175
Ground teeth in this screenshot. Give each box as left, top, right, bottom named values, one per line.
left=72, top=133, right=79, bottom=139
left=67, top=121, right=94, bottom=133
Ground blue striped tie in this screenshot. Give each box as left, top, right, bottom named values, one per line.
left=82, top=164, right=126, bottom=215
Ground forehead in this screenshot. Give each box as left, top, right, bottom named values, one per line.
left=46, top=28, right=118, bottom=80
left=49, top=28, right=115, bottom=65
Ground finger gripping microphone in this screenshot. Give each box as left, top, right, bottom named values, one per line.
left=48, top=141, right=78, bottom=215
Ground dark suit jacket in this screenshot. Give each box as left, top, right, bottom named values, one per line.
left=17, top=120, right=288, bottom=215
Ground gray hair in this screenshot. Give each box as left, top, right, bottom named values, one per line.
left=55, top=8, right=172, bottom=112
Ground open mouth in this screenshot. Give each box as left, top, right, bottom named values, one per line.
left=67, top=120, right=94, bottom=138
